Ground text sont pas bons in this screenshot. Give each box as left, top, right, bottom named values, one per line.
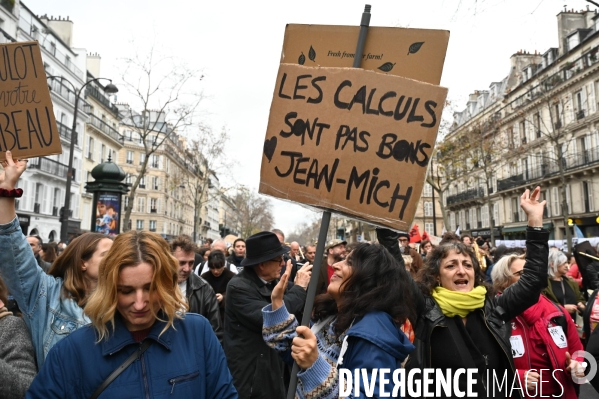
left=260, top=64, right=447, bottom=231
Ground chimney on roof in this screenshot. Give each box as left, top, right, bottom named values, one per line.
left=46, top=16, right=74, bottom=47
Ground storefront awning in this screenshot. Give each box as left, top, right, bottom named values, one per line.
left=502, top=222, right=553, bottom=234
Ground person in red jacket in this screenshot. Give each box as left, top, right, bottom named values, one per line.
left=492, top=253, right=585, bottom=398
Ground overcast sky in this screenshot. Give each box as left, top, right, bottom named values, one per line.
left=23, top=0, right=594, bottom=235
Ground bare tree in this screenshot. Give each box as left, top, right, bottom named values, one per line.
left=233, top=187, right=275, bottom=238
left=119, top=47, right=204, bottom=231
left=183, top=125, right=232, bottom=242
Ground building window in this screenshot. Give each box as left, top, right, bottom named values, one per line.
left=152, top=176, right=159, bottom=190
left=552, top=187, right=560, bottom=216
left=450, top=212, right=456, bottom=232
left=126, top=151, right=134, bottom=164
left=140, top=153, right=146, bottom=165
left=481, top=206, right=489, bottom=228
left=136, top=220, right=144, bottom=230
left=424, top=201, right=433, bottom=217
left=87, top=137, right=94, bottom=160
left=101, top=144, right=106, bottom=163
left=425, top=222, right=434, bottom=233
left=139, top=176, right=145, bottom=189
left=149, top=220, right=157, bottom=232
left=583, top=181, right=594, bottom=213
left=519, top=120, right=527, bottom=144
left=150, top=198, right=157, bottom=213
left=423, top=183, right=433, bottom=197
left=137, top=197, right=145, bottom=213
left=151, top=155, right=159, bottom=168
left=534, top=112, right=541, bottom=138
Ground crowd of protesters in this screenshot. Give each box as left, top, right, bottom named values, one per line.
left=1, top=148, right=598, bottom=398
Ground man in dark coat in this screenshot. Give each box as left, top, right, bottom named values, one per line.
left=27, top=235, right=50, bottom=272
left=170, top=235, right=223, bottom=342
left=224, top=231, right=310, bottom=399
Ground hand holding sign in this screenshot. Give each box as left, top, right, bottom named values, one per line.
left=0, top=150, right=28, bottom=190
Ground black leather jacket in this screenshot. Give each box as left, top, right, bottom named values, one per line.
left=186, top=273, right=223, bottom=343
left=377, top=227, right=549, bottom=372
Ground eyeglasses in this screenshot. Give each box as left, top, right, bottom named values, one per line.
left=270, top=257, right=283, bottom=263
left=512, top=270, right=524, bottom=277
left=399, top=238, right=409, bottom=242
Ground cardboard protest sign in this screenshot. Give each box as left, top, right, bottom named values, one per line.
left=281, top=24, right=449, bottom=85
left=0, top=41, right=61, bottom=161
left=260, top=64, right=448, bottom=231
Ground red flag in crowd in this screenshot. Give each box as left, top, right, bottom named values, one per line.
left=409, top=225, right=422, bottom=243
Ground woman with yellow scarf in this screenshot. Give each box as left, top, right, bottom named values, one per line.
left=378, top=187, right=548, bottom=398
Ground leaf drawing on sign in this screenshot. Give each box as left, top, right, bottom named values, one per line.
left=378, top=62, right=396, bottom=72
left=263, top=137, right=277, bottom=162
left=408, top=42, right=424, bottom=55
left=308, top=45, right=316, bottom=61
left=298, top=52, right=306, bottom=65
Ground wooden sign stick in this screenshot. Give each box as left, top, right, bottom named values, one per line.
left=285, top=5, right=372, bottom=398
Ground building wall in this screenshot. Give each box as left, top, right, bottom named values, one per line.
left=444, top=9, right=599, bottom=242
left=11, top=4, right=86, bottom=242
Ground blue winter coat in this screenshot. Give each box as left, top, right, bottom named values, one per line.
left=26, top=313, right=238, bottom=399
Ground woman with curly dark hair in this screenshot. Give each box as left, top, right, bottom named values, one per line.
left=377, top=187, right=551, bottom=397
left=262, top=243, right=415, bottom=399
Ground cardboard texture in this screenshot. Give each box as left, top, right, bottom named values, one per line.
left=260, top=64, right=448, bottom=231
left=281, top=24, right=450, bottom=85
left=0, top=41, right=61, bottom=161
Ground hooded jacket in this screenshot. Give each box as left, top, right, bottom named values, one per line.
left=263, top=304, right=414, bottom=399
left=26, top=313, right=237, bottom=399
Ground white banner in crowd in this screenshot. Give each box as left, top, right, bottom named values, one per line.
left=496, top=237, right=599, bottom=252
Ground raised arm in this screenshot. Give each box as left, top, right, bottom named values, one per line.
left=376, top=227, right=425, bottom=321
left=497, top=187, right=549, bottom=321
left=0, top=151, right=27, bottom=225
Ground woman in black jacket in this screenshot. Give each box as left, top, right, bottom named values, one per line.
left=378, top=187, right=549, bottom=397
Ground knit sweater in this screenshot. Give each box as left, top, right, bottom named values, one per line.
left=0, top=308, right=37, bottom=399
left=263, top=303, right=414, bottom=399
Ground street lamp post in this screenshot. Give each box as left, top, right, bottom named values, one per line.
left=48, top=76, right=118, bottom=243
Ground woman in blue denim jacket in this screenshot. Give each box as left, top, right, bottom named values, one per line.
left=0, top=151, right=113, bottom=367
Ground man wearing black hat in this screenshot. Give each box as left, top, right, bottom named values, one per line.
left=224, top=231, right=312, bottom=399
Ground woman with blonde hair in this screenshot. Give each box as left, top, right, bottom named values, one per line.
left=0, top=152, right=112, bottom=368
left=492, top=253, right=584, bottom=398
left=27, top=229, right=237, bottom=398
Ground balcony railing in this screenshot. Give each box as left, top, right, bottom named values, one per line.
left=88, top=114, right=123, bottom=144
left=57, top=121, right=78, bottom=145
left=86, top=86, right=119, bottom=116
left=446, top=187, right=485, bottom=206
left=577, top=110, right=586, bottom=120
left=48, top=79, right=90, bottom=111
left=29, top=157, right=72, bottom=179
left=497, top=174, right=525, bottom=191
